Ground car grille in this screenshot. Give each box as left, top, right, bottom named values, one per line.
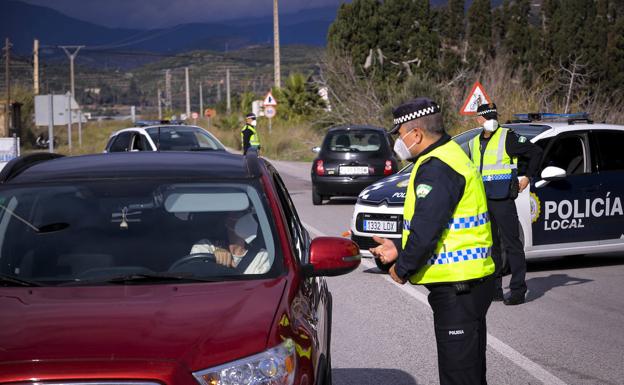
left=352, top=233, right=385, bottom=250
left=355, top=212, right=403, bottom=234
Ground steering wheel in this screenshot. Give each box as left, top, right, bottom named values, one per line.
left=168, top=253, right=217, bottom=271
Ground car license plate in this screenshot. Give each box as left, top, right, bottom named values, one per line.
left=340, top=166, right=369, bottom=175
left=363, top=220, right=397, bottom=233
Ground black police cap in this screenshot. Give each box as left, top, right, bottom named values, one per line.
left=390, top=97, right=441, bottom=134
left=476, top=103, right=497, bottom=120
left=246, top=113, right=256, bottom=119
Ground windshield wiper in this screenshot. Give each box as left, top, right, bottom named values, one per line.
left=0, top=274, right=43, bottom=287
left=59, top=273, right=222, bottom=286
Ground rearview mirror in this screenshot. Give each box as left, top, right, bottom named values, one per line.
left=304, top=237, right=361, bottom=277
left=541, top=166, right=566, bottom=181
left=312, top=146, right=321, bottom=153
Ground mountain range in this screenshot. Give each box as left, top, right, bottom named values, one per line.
left=0, top=0, right=338, bottom=55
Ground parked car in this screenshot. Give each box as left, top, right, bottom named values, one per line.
left=350, top=114, right=624, bottom=270
left=0, top=150, right=360, bottom=384
left=311, top=125, right=398, bottom=205
left=104, top=124, right=226, bottom=152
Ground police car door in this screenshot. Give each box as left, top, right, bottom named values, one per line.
left=589, top=129, right=624, bottom=245
left=531, top=131, right=597, bottom=247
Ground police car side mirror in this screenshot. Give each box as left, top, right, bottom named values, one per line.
left=312, top=146, right=321, bottom=153
left=536, top=166, right=567, bottom=188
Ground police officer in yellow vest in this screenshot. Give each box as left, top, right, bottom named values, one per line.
left=469, top=103, right=543, bottom=305
left=241, top=113, right=260, bottom=155
left=370, top=97, right=495, bottom=385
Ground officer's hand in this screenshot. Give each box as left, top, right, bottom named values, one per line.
left=519, top=176, right=530, bottom=192
left=389, top=264, right=406, bottom=285
left=214, top=248, right=234, bottom=268
left=369, top=235, right=398, bottom=264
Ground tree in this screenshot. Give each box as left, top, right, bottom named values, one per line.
left=278, top=73, right=326, bottom=119
left=467, top=0, right=492, bottom=65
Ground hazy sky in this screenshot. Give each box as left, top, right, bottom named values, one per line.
left=21, top=0, right=347, bottom=29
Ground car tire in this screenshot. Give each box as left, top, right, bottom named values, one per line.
left=312, top=187, right=323, bottom=206
left=374, top=257, right=392, bottom=272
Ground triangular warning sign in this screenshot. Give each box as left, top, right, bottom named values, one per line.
left=263, top=91, right=277, bottom=106
left=460, top=81, right=492, bottom=116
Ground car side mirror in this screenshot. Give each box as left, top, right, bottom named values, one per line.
left=535, top=166, right=566, bottom=188
left=303, top=237, right=361, bottom=277
left=312, top=146, right=321, bottom=153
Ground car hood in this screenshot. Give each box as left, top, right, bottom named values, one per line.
left=357, top=172, right=409, bottom=205
left=0, top=278, right=287, bottom=377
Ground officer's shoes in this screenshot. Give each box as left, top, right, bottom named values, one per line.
left=503, top=290, right=526, bottom=306
left=493, top=289, right=505, bottom=302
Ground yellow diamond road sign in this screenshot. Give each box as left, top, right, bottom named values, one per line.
left=263, top=92, right=277, bottom=106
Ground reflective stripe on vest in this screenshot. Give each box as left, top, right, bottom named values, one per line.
left=241, top=125, right=260, bottom=147
left=402, top=140, right=495, bottom=285
left=469, top=127, right=517, bottom=199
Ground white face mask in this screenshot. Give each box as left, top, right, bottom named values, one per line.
left=483, top=119, right=499, bottom=132
left=250, top=120, right=257, bottom=127
left=393, top=131, right=417, bottom=160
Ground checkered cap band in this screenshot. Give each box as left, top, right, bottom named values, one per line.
left=393, top=105, right=440, bottom=126
left=477, top=108, right=497, bottom=117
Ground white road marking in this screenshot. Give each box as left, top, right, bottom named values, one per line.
left=303, top=221, right=568, bottom=385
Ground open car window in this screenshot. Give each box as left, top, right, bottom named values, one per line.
left=0, top=180, right=281, bottom=286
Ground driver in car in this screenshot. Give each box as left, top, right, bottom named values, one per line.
left=190, top=211, right=270, bottom=274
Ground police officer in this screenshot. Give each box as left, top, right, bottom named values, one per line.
left=469, top=103, right=543, bottom=305
left=241, top=113, right=260, bottom=155
left=370, top=97, right=495, bottom=385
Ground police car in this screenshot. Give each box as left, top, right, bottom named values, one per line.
left=104, top=124, right=225, bottom=153
left=351, top=113, right=624, bottom=270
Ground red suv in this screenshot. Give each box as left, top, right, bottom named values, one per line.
left=0, top=150, right=360, bottom=384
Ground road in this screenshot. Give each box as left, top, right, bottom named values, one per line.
left=269, top=158, right=624, bottom=385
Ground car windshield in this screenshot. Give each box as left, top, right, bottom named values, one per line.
left=0, top=180, right=280, bottom=286
left=326, top=130, right=384, bottom=152
left=147, top=126, right=224, bottom=151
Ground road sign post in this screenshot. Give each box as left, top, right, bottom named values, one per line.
left=263, top=91, right=278, bottom=134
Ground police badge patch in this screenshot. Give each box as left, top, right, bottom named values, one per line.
left=416, top=184, right=432, bottom=198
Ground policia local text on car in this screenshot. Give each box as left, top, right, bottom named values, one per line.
left=369, top=97, right=495, bottom=385
left=469, top=103, right=543, bottom=305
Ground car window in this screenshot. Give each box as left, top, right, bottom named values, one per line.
left=108, top=132, right=133, bottom=152
left=325, top=130, right=384, bottom=152
left=270, top=167, right=308, bottom=263
left=0, top=180, right=282, bottom=286
left=592, top=130, right=624, bottom=172
left=130, top=133, right=152, bottom=151
left=541, top=135, right=588, bottom=175
left=147, top=126, right=224, bottom=151
left=452, top=128, right=481, bottom=154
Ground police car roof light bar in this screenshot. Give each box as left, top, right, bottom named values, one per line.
left=513, top=112, right=590, bottom=123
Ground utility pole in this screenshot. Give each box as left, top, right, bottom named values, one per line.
left=217, top=80, right=222, bottom=102
left=165, top=69, right=172, bottom=110
left=33, top=39, right=39, bottom=95
left=157, top=88, right=162, bottom=120
left=59, top=45, right=83, bottom=99
left=66, top=92, right=72, bottom=152
left=226, top=68, right=231, bottom=114
left=273, top=0, right=281, bottom=89
left=4, top=38, right=11, bottom=137
left=199, top=82, right=203, bottom=117
left=185, top=67, right=190, bottom=118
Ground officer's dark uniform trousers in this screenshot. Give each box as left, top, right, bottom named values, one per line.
left=427, top=278, right=494, bottom=385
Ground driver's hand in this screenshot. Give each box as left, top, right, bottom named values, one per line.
left=214, top=247, right=234, bottom=267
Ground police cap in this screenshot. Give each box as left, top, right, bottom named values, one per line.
left=390, top=97, right=441, bottom=134
left=476, top=103, right=497, bottom=120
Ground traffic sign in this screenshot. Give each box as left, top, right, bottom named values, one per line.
left=191, top=112, right=199, bottom=120
left=204, top=108, right=216, bottom=118
left=460, top=81, right=492, bottom=116
left=265, top=106, right=277, bottom=119
left=263, top=91, right=277, bottom=106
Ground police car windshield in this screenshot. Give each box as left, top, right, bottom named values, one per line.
left=147, top=126, right=224, bottom=151
left=502, top=124, right=551, bottom=139
left=0, top=180, right=281, bottom=286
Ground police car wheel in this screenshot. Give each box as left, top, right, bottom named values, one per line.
left=374, top=257, right=392, bottom=272
left=312, top=187, right=323, bottom=205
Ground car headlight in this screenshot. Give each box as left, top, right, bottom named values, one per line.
left=193, top=339, right=296, bottom=385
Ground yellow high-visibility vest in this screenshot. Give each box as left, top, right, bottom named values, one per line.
left=402, top=140, right=495, bottom=284
left=469, top=127, right=518, bottom=199
left=241, top=124, right=260, bottom=147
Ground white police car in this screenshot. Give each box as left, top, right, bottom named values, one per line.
left=104, top=124, right=225, bottom=152
left=351, top=113, right=624, bottom=270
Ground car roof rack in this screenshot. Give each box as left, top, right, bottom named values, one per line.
left=0, top=152, right=65, bottom=183
left=244, top=148, right=262, bottom=178
left=512, top=112, right=593, bottom=125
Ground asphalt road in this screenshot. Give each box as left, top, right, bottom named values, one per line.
left=269, top=158, right=624, bottom=385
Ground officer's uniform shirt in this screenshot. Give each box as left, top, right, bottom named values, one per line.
left=242, top=125, right=254, bottom=153
left=476, top=128, right=544, bottom=180
left=392, top=134, right=466, bottom=281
